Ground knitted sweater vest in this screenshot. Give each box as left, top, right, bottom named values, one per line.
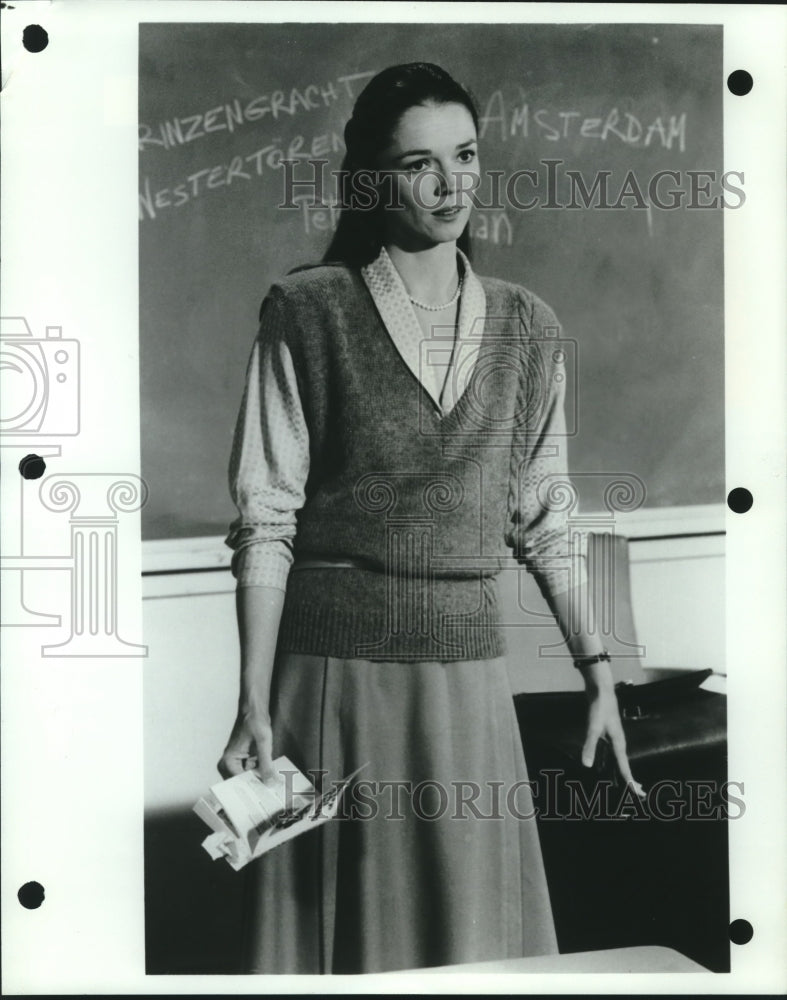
left=267, top=264, right=565, bottom=661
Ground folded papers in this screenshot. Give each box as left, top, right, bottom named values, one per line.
left=193, top=756, right=353, bottom=870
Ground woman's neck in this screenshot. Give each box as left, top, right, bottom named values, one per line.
left=385, top=241, right=461, bottom=307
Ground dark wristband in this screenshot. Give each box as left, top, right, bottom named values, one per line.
left=572, top=650, right=611, bottom=670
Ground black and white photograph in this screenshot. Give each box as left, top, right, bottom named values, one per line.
left=2, top=2, right=786, bottom=993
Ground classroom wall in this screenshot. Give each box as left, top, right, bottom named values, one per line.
left=143, top=531, right=724, bottom=813
left=138, top=21, right=725, bottom=541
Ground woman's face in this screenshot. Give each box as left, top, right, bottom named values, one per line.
left=376, top=101, right=479, bottom=251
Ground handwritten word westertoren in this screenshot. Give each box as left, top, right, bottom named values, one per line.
left=138, top=132, right=345, bottom=220
left=138, top=72, right=375, bottom=154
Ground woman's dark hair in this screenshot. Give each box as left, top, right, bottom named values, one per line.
left=322, top=63, right=479, bottom=267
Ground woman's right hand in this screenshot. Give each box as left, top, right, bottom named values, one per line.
left=217, top=702, right=276, bottom=782
left=221, top=585, right=286, bottom=782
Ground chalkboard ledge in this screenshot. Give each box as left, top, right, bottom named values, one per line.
left=141, top=504, right=724, bottom=577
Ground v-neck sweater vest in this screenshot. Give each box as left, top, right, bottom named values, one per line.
left=265, top=263, right=566, bottom=662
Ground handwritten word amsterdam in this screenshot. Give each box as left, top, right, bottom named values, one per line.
left=138, top=72, right=374, bottom=154
left=479, top=93, right=687, bottom=152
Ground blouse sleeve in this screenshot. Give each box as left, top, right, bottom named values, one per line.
left=224, top=292, right=310, bottom=590
left=504, top=300, right=588, bottom=598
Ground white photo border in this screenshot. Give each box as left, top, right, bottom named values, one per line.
left=1, top=1, right=785, bottom=994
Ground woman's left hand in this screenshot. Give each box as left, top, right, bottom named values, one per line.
left=579, top=660, right=645, bottom=798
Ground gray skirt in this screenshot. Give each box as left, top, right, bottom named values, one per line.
left=241, top=652, right=558, bottom=974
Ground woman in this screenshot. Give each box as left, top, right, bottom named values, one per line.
left=220, top=63, right=642, bottom=975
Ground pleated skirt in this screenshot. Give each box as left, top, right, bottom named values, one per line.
left=240, top=651, right=558, bottom=974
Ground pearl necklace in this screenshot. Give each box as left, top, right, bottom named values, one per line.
left=408, top=277, right=463, bottom=312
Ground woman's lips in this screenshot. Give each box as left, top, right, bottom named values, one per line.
left=431, top=206, right=464, bottom=218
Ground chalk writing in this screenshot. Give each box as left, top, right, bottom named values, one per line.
left=292, top=196, right=515, bottom=247
left=471, top=211, right=513, bottom=246
left=294, top=196, right=343, bottom=235
left=479, top=93, right=687, bottom=152
left=139, top=133, right=344, bottom=221
left=139, top=71, right=375, bottom=154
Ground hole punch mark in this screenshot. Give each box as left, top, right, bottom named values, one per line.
left=18, top=881, right=45, bottom=909
left=727, top=70, right=753, bottom=96
left=18, top=453, right=46, bottom=480
left=729, top=918, right=753, bottom=945
left=22, top=24, right=48, bottom=53
left=727, top=487, right=753, bottom=514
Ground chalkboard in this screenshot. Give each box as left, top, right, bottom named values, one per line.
left=139, top=22, right=724, bottom=541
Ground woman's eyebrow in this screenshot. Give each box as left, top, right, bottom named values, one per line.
left=394, top=137, right=478, bottom=161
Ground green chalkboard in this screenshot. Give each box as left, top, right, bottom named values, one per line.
left=139, top=22, right=724, bottom=540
